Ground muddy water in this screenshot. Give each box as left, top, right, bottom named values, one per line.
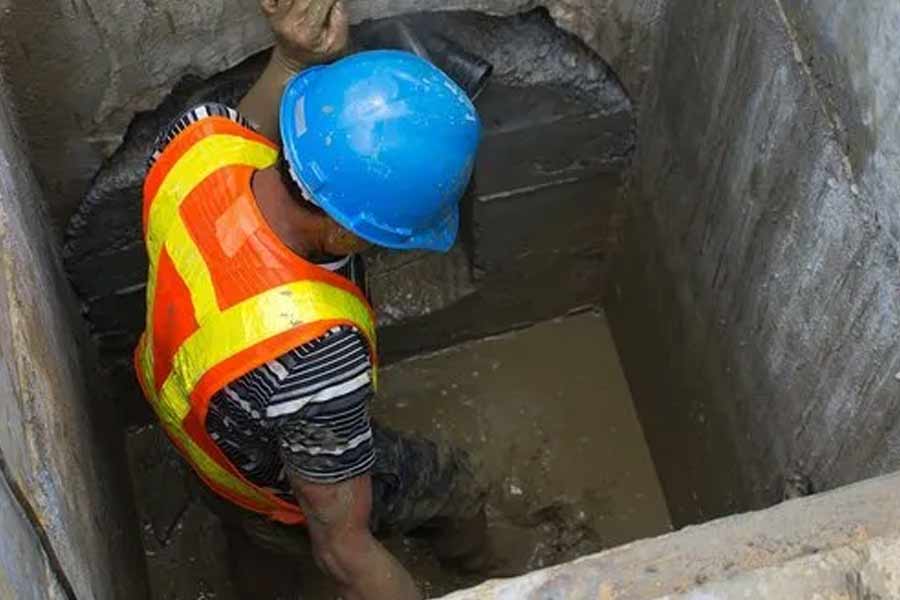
left=371, top=310, right=672, bottom=595
left=131, top=311, right=671, bottom=599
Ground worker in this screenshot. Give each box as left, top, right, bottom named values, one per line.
left=134, top=1, right=487, bottom=598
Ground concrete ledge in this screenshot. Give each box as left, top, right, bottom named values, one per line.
left=439, top=471, right=900, bottom=598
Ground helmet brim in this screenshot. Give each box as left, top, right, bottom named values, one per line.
left=279, top=55, right=467, bottom=253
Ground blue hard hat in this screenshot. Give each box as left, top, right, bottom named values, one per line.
left=279, top=50, right=481, bottom=252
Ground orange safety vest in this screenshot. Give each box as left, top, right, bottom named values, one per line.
left=134, top=115, right=377, bottom=525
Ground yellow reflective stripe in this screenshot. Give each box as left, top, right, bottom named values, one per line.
left=140, top=347, right=273, bottom=506
left=142, top=134, right=278, bottom=390
left=165, top=217, right=218, bottom=320
left=150, top=279, right=374, bottom=510
left=141, top=286, right=158, bottom=396
left=142, top=345, right=275, bottom=507
left=139, top=335, right=156, bottom=402
left=159, top=280, right=375, bottom=422
left=147, top=134, right=277, bottom=264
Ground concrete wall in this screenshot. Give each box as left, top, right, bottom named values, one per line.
left=0, top=0, right=658, bottom=226
left=608, top=0, right=900, bottom=523
left=0, top=74, right=147, bottom=598
left=0, top=0, right=274, bottom=226
left=781, top=1, right=900, bottom=228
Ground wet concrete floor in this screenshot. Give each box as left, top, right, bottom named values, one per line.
left=128, top=310, right=671, bottom=599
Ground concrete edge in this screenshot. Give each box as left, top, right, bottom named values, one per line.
left=438, top=471, right=900, bottom=598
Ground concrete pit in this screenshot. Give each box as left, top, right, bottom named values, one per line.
left=2, top=1, right=900, bottom=599
left=72, top=11, right=653, bottom=597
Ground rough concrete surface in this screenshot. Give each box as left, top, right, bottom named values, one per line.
left=18, top=0, right=895, bottom=548
left=438, top=471, right=900, bottom=599
left=781, top=1, right=900, bottom=227
left=0, top=0, right=658, bottom=226
left=655, top=537, right=900, bottom=600
left=8, top=0, right=900, bottom=595
left=0, top=474, right=68, bottom=600
left=607, top=0, right=900, bottom=525
left=0, top=0, right=274, bottom=225
left=0, top=74, right=147, bottom=598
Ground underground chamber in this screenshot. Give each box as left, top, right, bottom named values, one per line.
left=61, top=9, right=645, bottom=597
left=51, top=5, right=891, bottom=599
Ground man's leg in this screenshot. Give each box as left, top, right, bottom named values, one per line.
left=186, top=422, right=490, bottom=565
left=369, top=422, right=489, bottom=566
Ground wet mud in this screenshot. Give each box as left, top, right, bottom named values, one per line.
left=130, top=311, right=670, bottom=599
left=371, top=310, right=672, bottom=595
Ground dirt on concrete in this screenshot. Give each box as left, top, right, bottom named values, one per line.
left=129, top=311, right=671, bottom=599
left=375, top=310, right=672, bottom=578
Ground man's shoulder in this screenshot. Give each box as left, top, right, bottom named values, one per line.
left=148, top=102, right=258, bottom=169
left=211, top=324, right=373, bottom=421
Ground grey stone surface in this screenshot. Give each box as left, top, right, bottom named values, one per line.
left=0, top=0, right=274, bottom=225
left=780, top=1, right=900, bottom=228
left=656, top=538, right=900, bottom=600
left=438, top=471, right=900, bottom=599
left=379, top=246, right=616, bottom=362
left=473, top=175, right=623, bottom=271
left=475, top=90, right=632, bottom=197
left=0, top=474, right=69, bottom=600
left=0, top=72, right=147, bottom=598
left=13, top=0, right=900, bottom=594
left=607, top=0, right=900, bottom=525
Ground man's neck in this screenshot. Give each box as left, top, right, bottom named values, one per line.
left=251, top=167, right=326, bottom=259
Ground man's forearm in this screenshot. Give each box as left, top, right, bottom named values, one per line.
left=316, top=528, right=421, bottom=600
left=291, top=474, right=421, bottom=600
left=238, top=47, right=303, bottom=142
left=242, top=0, right=349, bottom=142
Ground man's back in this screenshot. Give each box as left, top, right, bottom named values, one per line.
left=137, top=3, right=487, bottom=597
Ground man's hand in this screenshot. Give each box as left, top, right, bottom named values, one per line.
left=261, top=0, right=350, bottom=70
left=239, top=0, right=350, bottom=140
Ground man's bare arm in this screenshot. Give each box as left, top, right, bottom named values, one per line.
left=240, top=0, right=349, bottom=141
left=289, top=473, right=422, bottom=600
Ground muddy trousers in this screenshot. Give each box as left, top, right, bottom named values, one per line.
left=191, top=423, right=487, bottom=558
